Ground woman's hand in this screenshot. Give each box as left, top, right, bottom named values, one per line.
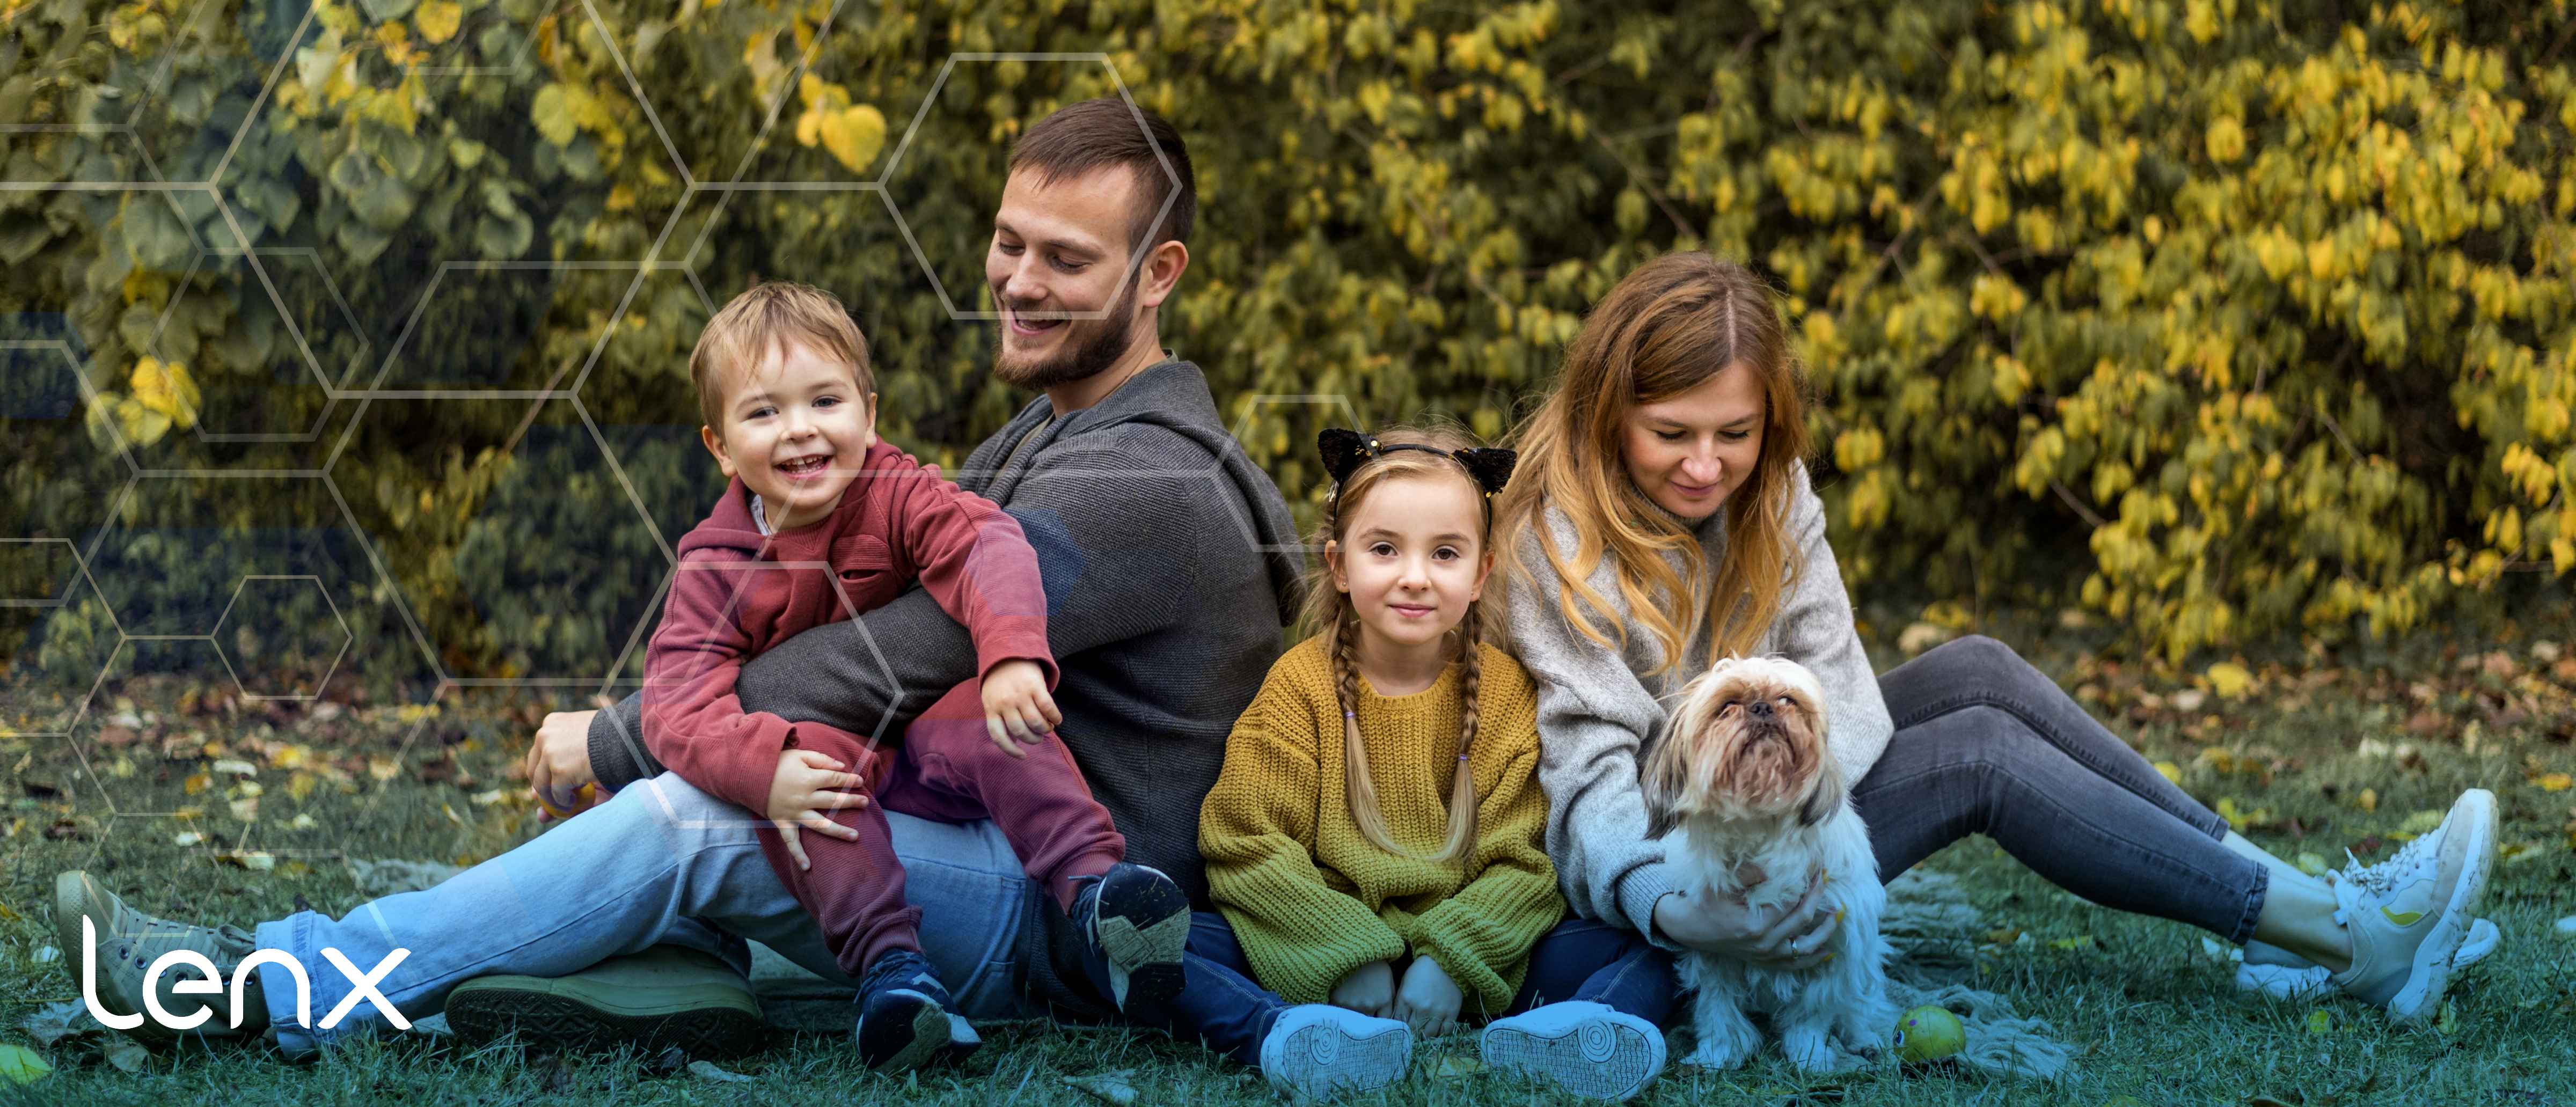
left=1652, top=870, right=1840, bottom=971
left=523, top=709, right=600, bottom=814
left=1328, top=960, right=1395, bottom=1018
left=1391, top=957, right=1463, bottom=1039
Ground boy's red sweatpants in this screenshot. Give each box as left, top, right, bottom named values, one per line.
left=756, top=675, right=1126, bottom=979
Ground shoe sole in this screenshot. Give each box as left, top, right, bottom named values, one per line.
left=445, top=983, right=768, bottom=1060
left=1270, top=1019, right=1411, bottom=1099
left=2388, top=790, right=2497, bottom=1025
left=854, top=992, right=952, bottom=1073
left=1483, top=1013, right=1659, bottom=1101
left=1090, top=869, right=1190, bottom=1016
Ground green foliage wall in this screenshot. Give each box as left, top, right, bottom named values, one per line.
left=3, top=0, right=2572, bottom=703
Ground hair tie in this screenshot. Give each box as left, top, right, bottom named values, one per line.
left=1343, top=710, right=1357, bottom=720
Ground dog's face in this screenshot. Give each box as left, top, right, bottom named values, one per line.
left=1642, top=655, right=1837, bottom=838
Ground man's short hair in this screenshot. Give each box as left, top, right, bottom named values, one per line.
left=1008, top=97, right=1196, bottom=254
left=690, top=281, right=874, bottom=432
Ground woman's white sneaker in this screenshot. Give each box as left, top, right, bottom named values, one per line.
left=1258, top=1005, right=1411, bottom=1101
left=2323, top=789, right=2498, bottom=1025
left=1479, top=1000, right=1665, bottom=1102
left=2237, top=917, right=2499, bottom=1001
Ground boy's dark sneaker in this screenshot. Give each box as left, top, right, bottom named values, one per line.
left=852, top=949, right=977, bottom=1072
left=1069, top=862, right=1189, bottom=1017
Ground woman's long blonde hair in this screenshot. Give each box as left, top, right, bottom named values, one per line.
left=1492, top=252, right=1812, bottom=677
left=1301, top=427, right=1494, bottom=866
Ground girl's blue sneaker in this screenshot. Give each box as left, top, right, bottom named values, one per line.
left=852, top=949, right=977, bottom=1072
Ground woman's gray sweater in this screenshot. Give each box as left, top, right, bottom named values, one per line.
left=1498, top=464, right=1894, bottom=949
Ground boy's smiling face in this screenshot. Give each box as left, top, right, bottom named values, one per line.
left=699, top=339, right=877, bottom=532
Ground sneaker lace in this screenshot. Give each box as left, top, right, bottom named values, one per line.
left=2324, top=830, right=2439, bottom=926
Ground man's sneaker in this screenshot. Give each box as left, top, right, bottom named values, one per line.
left=55, top=871, right=261, bottom=1046
left=1068, top=863, right=1189, bottom=1017
left=444, top=945, right=768, bottom=1059
left=2324, top=789, right=2498, bottom=1025
left=1258, top=1005, right=1412, bottom=1101
left=1479, top=1000, right=1666, bottom=1102
left=2237, top=917, right=2501, bottom=1001
left=852, top=949, right=977, bottom=1073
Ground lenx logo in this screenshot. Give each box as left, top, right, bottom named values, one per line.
left=79, top=919, right=414, bottom=1032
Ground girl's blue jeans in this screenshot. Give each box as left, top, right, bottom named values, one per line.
left=1154, top=912, right=1674, bottom=1066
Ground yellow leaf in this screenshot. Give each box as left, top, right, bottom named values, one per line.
left=413, top=0, right=462, bottom=45
left=2355, top=787, right=2377, bottom=811
left=0, top=1042, right=52, bottom=1084
left=2306, top=1009, right=2334, bottom=1035
left=2295, top=852, right=2329, bottom=876
left=183, top=772, right=211, bottom=795
left=2205, top=662, right=2253, bottom=699
left=2048, top=935, right=2095, bottom=950
left=2206, top=116, right=2245, bottom=163
left=129, top=357, right=198, bottom=425
left=817, top=104, right=887, bottom=174
left=2154, top=761, right=2183, bottom=785
left=2536, top=772, right=2573, bottom=791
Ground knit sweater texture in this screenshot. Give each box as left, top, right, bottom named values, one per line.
left=1499, top=464, right=1894, bottom=951
left=1198, top=635, right=1565, bottom=1014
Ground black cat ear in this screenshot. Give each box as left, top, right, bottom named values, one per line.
left=1317, top=428, right=1376, bottom=486
left=1452, top=448, right=1519, bottom=496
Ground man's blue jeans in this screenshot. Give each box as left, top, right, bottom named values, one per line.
left=1153, top=913, right=1675, bottom=1066
left=251, top=772, right=1040, bottom=1052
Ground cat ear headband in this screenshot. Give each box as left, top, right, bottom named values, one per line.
left=1318, top=428, right=1518, bottom=500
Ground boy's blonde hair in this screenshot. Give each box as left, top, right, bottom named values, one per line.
left=690, top=282, right=874, bottom=433
left=1301, top=426, right=1496, bottom=867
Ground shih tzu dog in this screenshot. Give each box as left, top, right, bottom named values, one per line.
left=1643, top=655, right=1898, bottom=1073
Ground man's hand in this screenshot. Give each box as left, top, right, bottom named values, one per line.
left=1328, top=959, right=1395, bottom=1019
left=1652, top=869, right=1839, bottom=971
left=523, top=709, right=600, bottom=815
left=766, top=748, right=872, bottom=870
left=980, top=659, right=1062, bottom=758
left=1391, top=956, right=1463, bottom=1039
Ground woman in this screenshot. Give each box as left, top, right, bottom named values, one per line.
left=1487, top=252, right=2498, bottom=1084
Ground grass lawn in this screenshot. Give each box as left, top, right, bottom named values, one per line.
left=3, top=634, right=2574, bottom=1106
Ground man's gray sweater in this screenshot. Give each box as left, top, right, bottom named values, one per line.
left=589, top=361, right=1306, bottom=908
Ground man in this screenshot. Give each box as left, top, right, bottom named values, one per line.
left=55, top=97, right=1305, bottom=1058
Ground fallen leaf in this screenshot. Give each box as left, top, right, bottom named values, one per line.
left=21, top=1002, right=99, bottom=1047
left=184, top=773, right=211, bottom=795
left=2295, top=852, right=2330, bottom=877
left=1065, top=1072, right=1139, bottom=1105
left=2435, top=999, right=2460, bottom=1036
left=100, top=1035, right=154, bottom=1073
left=0, top=903, right=17, bottom=922
left=1432, top=1054, right=1486, bottom=1078
left=2047, top=935, right=2096, bottom=950
left=687, top=1060, right=755, bottom=1083
left=2307, top=1009, right=2335, bottom=1035
left=2154, top=761, right=2183, bottom=785
left=2357, top=788, right=2378, bottom=811
left=211, top=759, right=257, bottom=776
left=172, top=831, right=203, bottom=846
left=2206, top=662, right=2253, bottom=698
left=0, top=1043, right=50, bottom=1084
left=2535, top=773, right=2573, bottom=792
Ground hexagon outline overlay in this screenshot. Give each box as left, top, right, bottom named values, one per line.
left=211, top=573, right=356, bottom=701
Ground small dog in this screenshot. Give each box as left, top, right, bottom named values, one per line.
left=1643, top=655, right=1898, bottom=1072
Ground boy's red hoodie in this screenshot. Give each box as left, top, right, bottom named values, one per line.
left=641, top=439, right=1056, bottom=815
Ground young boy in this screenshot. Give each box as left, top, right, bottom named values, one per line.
left=642, top=282, right=1187, bottom=1072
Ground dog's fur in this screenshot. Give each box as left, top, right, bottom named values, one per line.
left=1643, top=655, right=1898, bottom=1072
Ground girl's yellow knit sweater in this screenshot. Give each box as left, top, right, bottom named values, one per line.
left=1198, top=635, right=1564, bottom=1015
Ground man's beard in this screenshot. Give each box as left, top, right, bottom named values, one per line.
left=993, top=277, right=1142, bottom=390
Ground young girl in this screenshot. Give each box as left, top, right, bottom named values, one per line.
left=1148, top=427, right=1675, bottom=1103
